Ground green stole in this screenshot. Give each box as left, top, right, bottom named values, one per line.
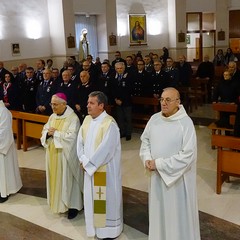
left=81, top=114, right=115, bottom=227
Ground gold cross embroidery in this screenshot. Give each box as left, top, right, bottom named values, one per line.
left=96, top=187, right=104, bottom=200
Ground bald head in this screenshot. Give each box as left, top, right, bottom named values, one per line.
left=160, top=87, right=181, bottom=117
left=80, top=70, right=90, bottom=84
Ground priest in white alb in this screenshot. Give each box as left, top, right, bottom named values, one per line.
left=77, top=91, right=123, bottom=239
left=0, top=100, right=22, bottom=203
left=41, top=93, right=83, bottom=219
left=140, top=87, right=201, bottom=240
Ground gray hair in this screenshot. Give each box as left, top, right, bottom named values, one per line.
left=89, top=91, right=108, bottom=106
left=115, top=61, right=125, bottom=68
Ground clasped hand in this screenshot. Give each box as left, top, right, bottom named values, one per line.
left=48, top=127, right=56, bottom=136
left=145, top=160, right=156, bottom=171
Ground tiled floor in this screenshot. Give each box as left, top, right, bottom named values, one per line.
left=1, top=104, right=240, bottom=239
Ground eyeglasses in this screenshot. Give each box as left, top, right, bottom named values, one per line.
left=159, top=97, right=179, bottom=104
left=49, top=103, right=62, bottom=107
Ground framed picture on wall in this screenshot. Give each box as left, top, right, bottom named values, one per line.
left=129, top=14, right=147, bottom=46
left=12, top=43, right=20, bottom=56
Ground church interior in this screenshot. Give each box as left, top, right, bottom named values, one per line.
left=1, top=0, right=240, bottom=239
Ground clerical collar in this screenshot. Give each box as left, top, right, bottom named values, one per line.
left=92, top=110, right=106, bottom=120
left=82, top=81, right=89, bottom=86
left=57, top=107, right=67, bottom=116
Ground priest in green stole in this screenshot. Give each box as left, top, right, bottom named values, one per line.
left=41, top=93, right=83, bottom=219
left=77, top=91, right=123, bottom=239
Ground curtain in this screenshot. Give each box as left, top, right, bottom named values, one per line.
left=75, top=15, right=98, bottom=61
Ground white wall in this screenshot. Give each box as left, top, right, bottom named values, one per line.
left=186, top=0, right=216, bottom=12
left=73, top=0, right=106, bottom=14
left=0, top=0, right=51, bottom=62
left=229, top=0, right=240, bottom=10
left=48, top=0, right=65, bottom=56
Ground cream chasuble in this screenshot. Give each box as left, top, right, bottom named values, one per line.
left=77, top=111, right=123, bottom=239
left=41, top=106, right=83, bottom=213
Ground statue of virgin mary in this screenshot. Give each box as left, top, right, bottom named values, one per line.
left=79, top=28, right=89, bottom=61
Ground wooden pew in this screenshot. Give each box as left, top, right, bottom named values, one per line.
left=212, top=135, right=240, bottom=194
left=132, top=96, right=159, bottom=129
left=19, top=112, right=49, bottom=151
left=208, top=103, right=237, bottom=148
left=212, top=102, right=238, bottom=115
left=10, top=110, right=22, bottom=150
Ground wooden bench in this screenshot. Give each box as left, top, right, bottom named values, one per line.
left=212, top=102, right=237, bottom=115
left=132, top=96, right=159, bottom=129
left=212, top=135, right=240, bottom=194
left=18, top=112, right=49, bottom=151
left=10, top=110, right=22, bottom=150
left=208, top=103, right=237, bottom=148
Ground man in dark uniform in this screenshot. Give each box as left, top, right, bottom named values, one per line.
left=80, top=60, right=98, bottom=85
left=55, top=70, right=78, bottom=110
left=144, top=55, right=154, bottom=73
left=125, top=55, right=137, bottom=75
left=111, top=62, right=133, bottom=140
left=150, top=61, right=168, bottom=99
left=96, top=62, right=114, bottom=104
left=22, top=67, right=38, bottom=112
left=132, top=59, right=151, bottom=97
left=111, top=51, right=126, bottom=68
left=67, top=64, right=80, bottom=87
left=74, top=70, right=96, bottom=123
left=195, top=55, right=215, bottom=102
left=35, top=59, right=45, bottom=84
left=175, top=55, right=193, bottom=87
left=36, top=69, right=55, bottom=115
left=18, top=63, right=27, bottom=89
left=164, top=57, right=179, bottom=88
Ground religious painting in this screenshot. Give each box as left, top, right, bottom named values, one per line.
left=109, top=33, right=117, bottom=46
left=129, top=14, right=147, bottom=46
left=178, top=32, right=186, bottom=43
left=218, top=30, right=225, bottom=41
left=12, top=43, right=20, bottom=56
left=67, top=34, right=76, bottom=48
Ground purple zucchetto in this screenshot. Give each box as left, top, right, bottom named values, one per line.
left=55, top=92, right=67, bottom=102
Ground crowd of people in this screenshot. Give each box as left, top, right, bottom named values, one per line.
left=0, top=48, right=194, bottom=141
left=1, top=47, right=240, bottom=239
left=1, top=47, right=240, bottom=135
